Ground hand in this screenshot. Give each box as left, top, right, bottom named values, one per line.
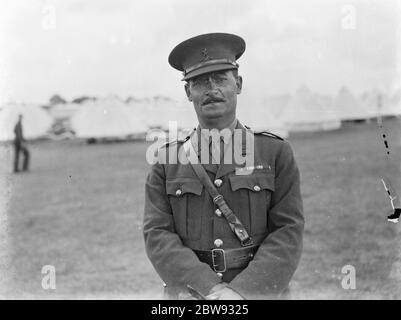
left=178, top=292, right=198, bottom=300
left=206, top=284, right=244, bottom=300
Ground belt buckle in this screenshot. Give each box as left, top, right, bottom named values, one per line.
left=211, top=248, right=226, bottom=273
left=241, top=237, right=254, bottom=247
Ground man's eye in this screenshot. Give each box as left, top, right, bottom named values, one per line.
left=192, top=80, right=203, bottom=86
left=213, top=76, right=226, bottom=83
left=191, top=75, right=226, bottom=87
left=192, top=78, right=207, bottom=86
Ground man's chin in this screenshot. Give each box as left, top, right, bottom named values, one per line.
left=200, top=108, right=226, bottom=119
left=201, top=102, right=225, bottom=114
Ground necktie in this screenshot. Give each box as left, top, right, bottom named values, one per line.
left=210, top=135, right=230, bottom=165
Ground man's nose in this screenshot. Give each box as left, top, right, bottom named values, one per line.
left=205, top=76, right=218, bottom=90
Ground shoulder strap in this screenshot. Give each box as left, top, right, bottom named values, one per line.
left=244, top=125, right=284, bottom=140
left=254, top=131, right=284, bottom=140
left=183, top=139, right=253, bottom=247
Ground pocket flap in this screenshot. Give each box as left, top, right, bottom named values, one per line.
left=229, top=174, right=275, bottom=192
left=166, top=178, right=203, bottom=196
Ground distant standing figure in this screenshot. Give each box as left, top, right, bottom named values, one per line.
left=13, top=114, right=30, bottom=173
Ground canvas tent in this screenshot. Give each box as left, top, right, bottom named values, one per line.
left=128, top=97, right=198, bottom=133
left=49, top=103, right=81, bottom=121
left=359, top=90, right=385, bottom=119
left=315, top=94, right=342, bottom=121
left=151, top=96, right=187, bottom=130
left=280, top=86, right=341, bottom=132
left=263, top=94, right=291, bottom=119
left=71, top=96, right=147, bottom=138
left=0, top=103, right=53, bottom=141
left=361, top=90, right=400, bottom=118
left=334, top=87, right=373, bottom=121
left=237, top=95, right=289, bottom=138
left=376, top=93, right=400, bottom=117
left=170, top=100, right=197, bottom=130
left=170, top=100, right=197, bottom=139
left=48, top=103, right=81, bottom=138
left=388, top=89, right=401, bottom=116
left=127, top=96, right=181, bottom=130
left=126, top=99, right=151, bottom=130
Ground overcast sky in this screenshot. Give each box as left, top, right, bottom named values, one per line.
left=0, top=0, right=400, bottom=105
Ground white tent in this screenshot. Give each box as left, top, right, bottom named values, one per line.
left=237, top=95, right=289, bottom=138
left=315, top=94, right=342, bottom=121
left=170, top=100, right=197, bottom=130
left=280, top=86, right=341, bottom=132
left=0, top=103, right=53, bottom=141
left=71, top=96, right=147, bottom=138
left=126, top=99, right=152, bottom=130
left=170, top=100, right=198, bottom=140
left=334, top=87, right=373, bottom=121
left=377, top=93, right=400, bottom=117
left=128, top=97, right=198, bottom=132
left=388, top=89, right=401, bottom=116
left=263, top=94, right=291, bottom=119
left=128, top=96, right=182, bottom=130
left=48, top=103, right=81, bottom=121
left=360, top=90, right=400, bottom=118
left=390, top=88, right=401, bottom=105
left=151, top=96, right=184, bottom=130
left=359, top=90, right=386, bottom=118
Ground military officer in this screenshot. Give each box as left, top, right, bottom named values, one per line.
left=13, top=114, right=30, bottom=173
left=143, top=33, right=304, bottom=300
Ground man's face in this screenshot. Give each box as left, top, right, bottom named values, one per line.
left=185, top=70, right=242, bottom=122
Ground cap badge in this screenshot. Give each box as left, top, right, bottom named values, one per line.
left=201, top=48, right=212, bottom=61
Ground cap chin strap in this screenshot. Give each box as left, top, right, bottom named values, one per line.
left=183, top=139, right=253, bottom=247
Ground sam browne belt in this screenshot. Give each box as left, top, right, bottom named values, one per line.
left=183, top=138, right=254, bottom=247
left=193, top=245, right=259, bottom=273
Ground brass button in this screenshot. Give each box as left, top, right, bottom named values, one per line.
left=216, top=272, right=223, bottom=278
left=215, top=209, right=222, bottom=217
left=253, top=185, right=261, bottom=192
left=214, top=179, right=223, bottom=187
left=214, top=239, right=223, bottom=247
left=175, top=189, right=182, bottom=196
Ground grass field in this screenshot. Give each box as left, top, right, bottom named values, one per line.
left=1, top=118, right=400, bottom=299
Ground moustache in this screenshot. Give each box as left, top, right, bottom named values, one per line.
left=202, top=96, right=225, bottom=105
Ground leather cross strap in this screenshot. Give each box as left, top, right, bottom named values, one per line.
left=183, top=138, right=253, bottom=247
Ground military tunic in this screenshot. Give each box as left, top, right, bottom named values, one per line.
left=143, top=121, right=304, bottom=299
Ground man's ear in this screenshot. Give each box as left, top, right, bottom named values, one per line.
left=184, top=83, right=192, bottom=101
left=236, top=75, right=243, bottom=94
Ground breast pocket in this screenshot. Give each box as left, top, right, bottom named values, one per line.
left=166, top=178, right=204, bottom=240
left=229, top=173, right=275, bottom=236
